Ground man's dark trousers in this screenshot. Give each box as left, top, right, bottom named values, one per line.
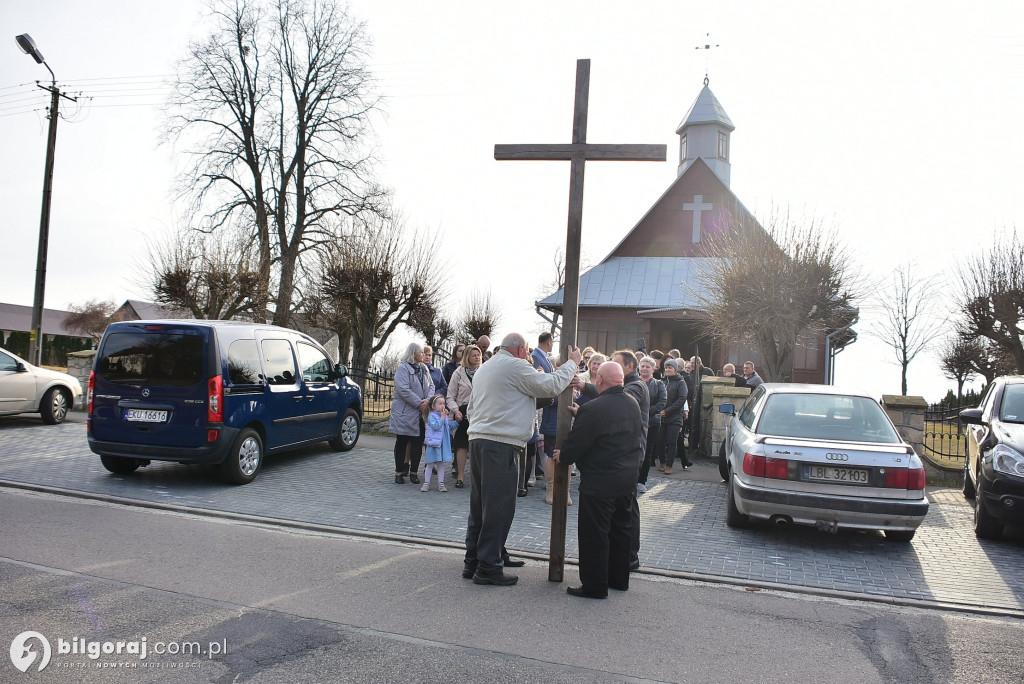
left=578, top=492, right=633, bottom=596
left=464, top=439, right=521, bottom=576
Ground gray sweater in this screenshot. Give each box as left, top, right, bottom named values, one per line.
left=467, top=349, right=577, bottom=447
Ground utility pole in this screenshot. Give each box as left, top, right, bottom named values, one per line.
left=17, top=34, right=75, bottom=366
left=27, top=83, right=62, bottom=366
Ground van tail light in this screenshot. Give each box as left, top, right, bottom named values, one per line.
left=208, top=375, right=223, bottom=423
left=87, top=371, right=95, bottom=415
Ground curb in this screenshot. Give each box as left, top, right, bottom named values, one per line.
left=2, top=479, right=1021, bottom=621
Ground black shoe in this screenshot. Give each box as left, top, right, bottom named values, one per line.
left=472, top=571, right=518, bottom=586
left=455, top=480, right=464, bottom=488
left=409, top=473, right=420, bottom=484
left=502, top=556, right=526, bottom=568
left=395, top=474, right=404, bottom=484
left=629, top=559, right=641, bottom=572
left=567, top=586, right=606, bottom=599
left=462, top=563, right=478, bottom=579
left=517, top=488, right=528, bottom=497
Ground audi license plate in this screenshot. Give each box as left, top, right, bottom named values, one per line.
left=804, top=465, right=869, bottom=484
left=124, top=408, right=168, bottom=423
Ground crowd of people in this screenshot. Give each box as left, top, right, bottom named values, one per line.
left=389, top=332, right=764, bottom=597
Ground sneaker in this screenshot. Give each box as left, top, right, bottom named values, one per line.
left=636, top=482, right=648, bottom=494
left=420, top=482, right=429, bottom=492
left=438, top=483, right=448, bottom=492
left=527, top=476, right=536, bottom=487
left=472, top=571, right=519, bottom=586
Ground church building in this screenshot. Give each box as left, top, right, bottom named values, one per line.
left=536, top=81, right=856, bottom=383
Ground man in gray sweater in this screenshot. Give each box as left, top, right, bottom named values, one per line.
left=464, top=332, right=581, bottom=585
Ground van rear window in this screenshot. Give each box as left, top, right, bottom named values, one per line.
left=98, top=332, right=205, bottom=387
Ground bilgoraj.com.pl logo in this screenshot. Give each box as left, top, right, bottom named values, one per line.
left=10, top=631, right=227, bottom=672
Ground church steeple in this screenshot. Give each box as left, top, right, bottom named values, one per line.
left=675, top=79, right=734, bottom=186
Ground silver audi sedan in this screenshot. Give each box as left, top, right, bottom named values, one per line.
left=719, top=384, right=929, bottom=542
left=0, top=346, right=83, bottom=424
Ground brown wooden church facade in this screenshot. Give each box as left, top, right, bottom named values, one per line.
left=537, top=84, right=852, bottom=383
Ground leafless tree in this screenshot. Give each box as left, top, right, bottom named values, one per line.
left=409, top=304, right=457, bottom=354
left=693, top=211, right=861, bottom=382
left=870, top=263, right=944, bottom=395
left=309, top=216, right=445, bottom=375
left=534, top=247, right=592, bottom=337
left=164, top=0, right=387, bottom=328
left=63, top=300, right=117, bottom=343
left=939, top=335, right=977, bottom=404
left=141, top=226, right=262, bottom=320
left=459, top=290, right=500, bottom=343
left=955, top=230, right=1024, bottom=374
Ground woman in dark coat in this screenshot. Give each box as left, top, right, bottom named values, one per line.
left=659, top=359, right=690, bottom=474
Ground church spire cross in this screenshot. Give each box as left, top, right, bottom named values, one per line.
left=494, top=59, right=665, bottom=582
left=695, top=33, right=720, bottom=86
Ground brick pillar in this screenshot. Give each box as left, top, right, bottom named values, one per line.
left=702, top=377, right=750, bottom=459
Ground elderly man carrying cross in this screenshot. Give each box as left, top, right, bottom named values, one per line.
left=554, top=361, right=642, bottom=598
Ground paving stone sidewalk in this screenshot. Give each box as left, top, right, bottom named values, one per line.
left=1, top=416, right=1023, bottom=614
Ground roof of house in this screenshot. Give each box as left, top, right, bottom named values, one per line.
left=116, top=299, right=187, bottom=320
left=536, top=257, right=715, bottom=310
left=0, top=302, right=86, bottom=337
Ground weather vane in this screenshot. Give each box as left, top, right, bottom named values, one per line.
left=695, top=33, right=720, bottom=86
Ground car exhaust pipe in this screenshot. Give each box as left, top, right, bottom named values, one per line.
left=770, top=515, right=792, bottom=527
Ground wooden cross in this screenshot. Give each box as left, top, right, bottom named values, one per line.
left=494, top=59, right=666, bottom=582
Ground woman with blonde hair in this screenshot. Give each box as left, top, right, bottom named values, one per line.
left=446, top=344, right=482, bottom=488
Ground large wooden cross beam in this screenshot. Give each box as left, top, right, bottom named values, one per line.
left=494, top=59, right=666, bottom=582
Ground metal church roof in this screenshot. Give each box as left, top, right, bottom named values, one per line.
left=537, top=257, right=717, bottom=310
left=675, top=85, right=735, bottom=134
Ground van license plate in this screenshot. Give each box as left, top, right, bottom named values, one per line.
left=804, top=465, right=869, bottom=484
left=124, top=409, right=168, bottom=423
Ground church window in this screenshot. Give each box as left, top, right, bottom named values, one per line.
left=679, top=134, right=687, bottom=162
left=718, top=131, right=729, bottom=161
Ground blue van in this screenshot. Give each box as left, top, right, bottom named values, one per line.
left=87, top=320, right=361, bottom=484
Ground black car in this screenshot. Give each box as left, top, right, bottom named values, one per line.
left=960, top=376, right=1024, bottom=539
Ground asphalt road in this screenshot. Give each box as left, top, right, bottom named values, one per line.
left=1, top=488, right=1022, bottom=683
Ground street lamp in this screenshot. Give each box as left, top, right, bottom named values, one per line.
left=16, top=33, right=61, bottom=366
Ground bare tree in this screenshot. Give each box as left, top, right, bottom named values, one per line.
left=955, top=230, right=1024, bottom=373
left=142, top=227, right=262, bottom=320
left=309, top=216, right=445, bottom=374
left=459, top=290, right=500, bottom=343
left=165, top=0, right=387, bottom=328
left=409, top=304, right=456, bottom=353
left=63, top=300, right=117, bottom=343
left=693, top=211, right=861, bottom=382
left=870, top=263, right=944, bottom=395
left=939, top=335, right=977, bottom=404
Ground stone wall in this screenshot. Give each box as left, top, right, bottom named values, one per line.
left=66, top=350, right=96, bottom=390
left=700, top=376, right=750, bottom=459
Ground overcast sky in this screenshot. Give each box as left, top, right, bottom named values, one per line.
left=3, top=1, right=1023, bottom=402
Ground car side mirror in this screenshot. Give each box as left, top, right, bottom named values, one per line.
left=334, top=363, right=348, bottom=379
left=959, top=408, right=984, bottom=425
left=15, top=362, right=27, bottom=373
left=719, top=402, right=735, bottom=416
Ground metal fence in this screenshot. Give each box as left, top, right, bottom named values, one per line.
left=922, top=402, right=968, bottom=464
left=346, top=342, right=457, bottom=417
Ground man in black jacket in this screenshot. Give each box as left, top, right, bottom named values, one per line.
left=555, top=362, right=642, bottom=599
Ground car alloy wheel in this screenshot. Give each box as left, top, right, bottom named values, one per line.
left=329, top=408, right=360, bottom=452
left=41, top=387, right=69, bottom=424
left=221, top=428, right=263, bottom=485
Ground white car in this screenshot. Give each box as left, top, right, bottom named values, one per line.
left=0, top=346, right=83, bottom=424
left=719, top=384, right=929, bottom=542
